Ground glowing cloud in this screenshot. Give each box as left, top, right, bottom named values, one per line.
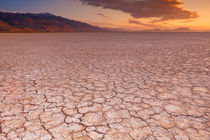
left=128, top=19, right=164, bottom=28
left=79, top=0, right=199, bottom=21
left=97, top=13, right=107, bottom=18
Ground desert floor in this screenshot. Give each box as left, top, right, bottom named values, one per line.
left=0, top=33, right=209, bottom=139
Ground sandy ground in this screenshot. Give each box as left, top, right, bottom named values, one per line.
left=0, top=33, right=209, bottom=140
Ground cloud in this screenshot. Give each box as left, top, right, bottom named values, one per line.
left=78, top=0, right=199, bottom=21
left=129, top=19, right=153, bottom=27
left=97, top=13, right=107, bottom=18
left=129, top=19, right=164, bottom=28
left=0, top=9, right=21, bottom=13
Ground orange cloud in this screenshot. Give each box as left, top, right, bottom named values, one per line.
left=79, top=0, right=199, bottom=21
left=97, top=13, right=107, bottom=18
left=128, top=19, right=164, bottom=28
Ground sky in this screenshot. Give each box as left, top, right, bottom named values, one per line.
left=0, top=0, right=210, bottom=31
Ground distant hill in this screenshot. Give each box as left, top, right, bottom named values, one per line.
left=0, top=12, right=102, bottom=32
left=165, top=27, right=191, bottom=32
left=141, top=27, right=191, bottom=32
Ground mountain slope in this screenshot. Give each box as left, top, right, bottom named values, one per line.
left=0, top=12, right=101, bottom=32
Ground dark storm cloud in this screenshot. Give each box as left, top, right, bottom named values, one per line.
left=78, top=0, right=198, bottom=21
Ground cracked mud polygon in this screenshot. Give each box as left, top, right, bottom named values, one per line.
left=0, top=33, right=209, bottom=140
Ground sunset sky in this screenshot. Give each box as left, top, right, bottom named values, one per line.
left=0, top=0, right=210, bottom=31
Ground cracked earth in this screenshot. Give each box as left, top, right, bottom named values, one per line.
left=0, top=33, right=209, bottom=140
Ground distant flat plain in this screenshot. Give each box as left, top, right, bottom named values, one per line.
left=0, top=33, right=209, bottom=139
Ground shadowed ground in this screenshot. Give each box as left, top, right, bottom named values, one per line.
left=0, top=33, right=209, bottom=139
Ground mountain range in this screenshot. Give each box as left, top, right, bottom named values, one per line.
left=0, top=11, right=192, bottom=33
left=0, top=12, right=101, bottom=32
left=140, top=27, right=191, bottom=32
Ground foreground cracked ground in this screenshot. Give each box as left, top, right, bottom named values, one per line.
left=0, top=33, right=209, bottom=140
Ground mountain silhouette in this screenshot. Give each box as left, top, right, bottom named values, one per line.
left=0, top=12, right=102, bottom=32
left=140, top=27, right=191, bottom=32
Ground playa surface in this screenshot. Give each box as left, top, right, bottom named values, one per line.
left=0, top=33, right=209, bottom=139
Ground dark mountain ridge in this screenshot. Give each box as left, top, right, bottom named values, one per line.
left=0, top=12, right=102, bottom=32
left=140, top=27, right=191, bottom=32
